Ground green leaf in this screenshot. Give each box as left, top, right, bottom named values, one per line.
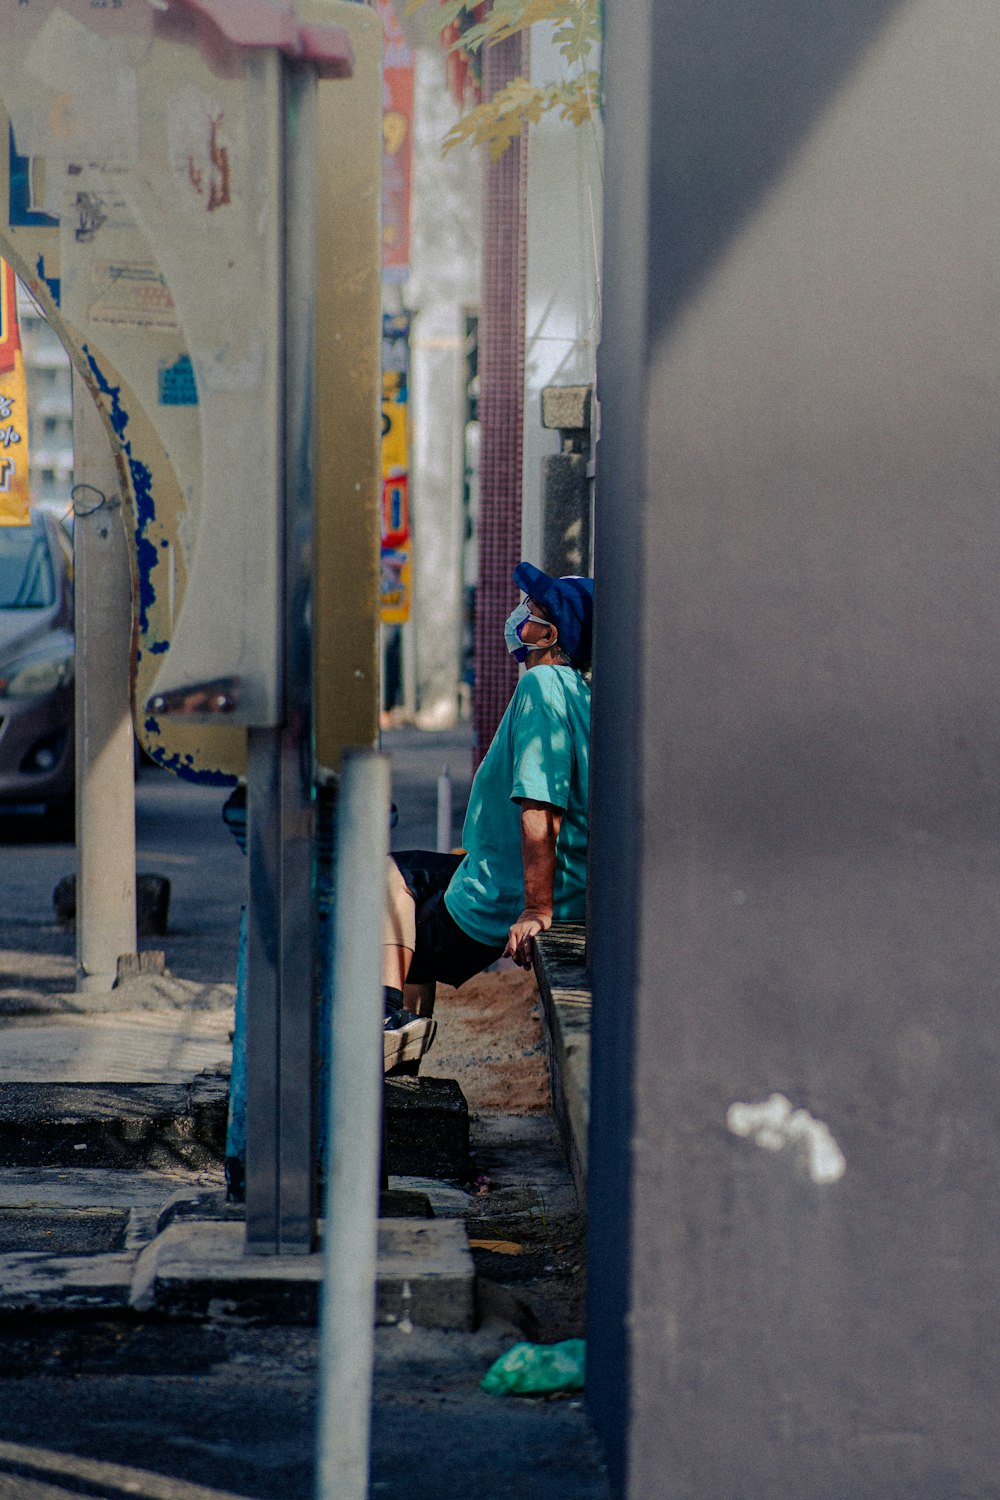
left=432, top=0, right=603, bottom=154
left=442, top=79, right=553, bottom=158
left=555, top=71, right=602, bottom=125
left=553, top=3, right=601, bottom=67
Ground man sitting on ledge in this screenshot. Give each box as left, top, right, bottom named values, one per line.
left=383, top=562, right=594, bottom=1074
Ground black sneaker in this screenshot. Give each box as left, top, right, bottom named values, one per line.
left=383, top=1008, right=437, bottom=1073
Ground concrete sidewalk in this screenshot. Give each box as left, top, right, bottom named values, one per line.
left=0, top=972, right=479, bottom=1330
left=0, top=991, right=609, bottom=1499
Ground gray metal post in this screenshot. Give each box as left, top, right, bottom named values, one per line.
left=245, top=726, right=282, bottom=1249
left=244, top=61, right=318, bottom=1256
left=316, top=751, right=389, bottom=1500
left=71, top=371, right=137, bottom=991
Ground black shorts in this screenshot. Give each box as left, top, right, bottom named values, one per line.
left=391, top=850, right=505, bottom=989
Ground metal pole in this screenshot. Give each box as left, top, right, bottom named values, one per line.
left=245, top=56, right=317, bottom=1255
left=436, top=764, right=452, bottom=852
left=316, top=750, right=389, bottom=1500
left=72, top=371, right=137, bottom=991
left=245, top=725, right=282, bottom=1249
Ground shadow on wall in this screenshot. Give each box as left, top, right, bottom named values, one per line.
left=646, top=0, right=905, bottom=344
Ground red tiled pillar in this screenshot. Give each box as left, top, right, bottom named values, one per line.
left=473, top=28, right=529, bottom=767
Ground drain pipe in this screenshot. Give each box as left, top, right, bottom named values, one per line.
left=316, top=750, right=389, bottom=1500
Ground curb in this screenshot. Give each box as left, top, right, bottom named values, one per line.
left=533, top=925, right=591, bottom=1205
left=0, top=1075, right=229, bottom=1171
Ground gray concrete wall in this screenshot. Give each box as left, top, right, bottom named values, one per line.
left=589, top=2, right=1000, bottom=1495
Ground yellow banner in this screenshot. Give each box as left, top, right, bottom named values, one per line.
left=0, top=258, right=30, bottom=526
left=381, top=362, right=411, bottom=624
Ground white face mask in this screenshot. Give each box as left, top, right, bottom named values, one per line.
left=503, top=601, right=556, bottom=663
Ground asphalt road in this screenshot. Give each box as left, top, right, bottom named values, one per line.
left=0, top=723, right=472, bottom=998
left=0, top=764, right=243, bottom=997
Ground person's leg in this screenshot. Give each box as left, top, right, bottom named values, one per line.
left=404, top=979, right=436, bottom=1018
left=383, top=856, right=416, bottom=992
left=382, top=856, right=441, bottom=1071
left=382, top=851, right=487, bottom=1068
left=384, top=851, right=465, bottom=1001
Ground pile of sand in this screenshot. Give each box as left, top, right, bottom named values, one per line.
left=421, top=965, right=550, bottom=1115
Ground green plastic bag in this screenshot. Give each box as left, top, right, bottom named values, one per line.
left=481, top=1339, right=586, bottom=1396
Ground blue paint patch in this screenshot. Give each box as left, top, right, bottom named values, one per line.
left=9, top=129, right=59, bottom=231
left=152, top=745, right=237, bottom=787
left=84, top=346, right=235, bottom=791
left=130, top=464, right=159, bottom=634
left=158, top=353, right=198, bottom=406
left=83, top=346, right=162, bottom=638
left=35, top=255, right=60, bottom=307
left=149, top=640, right=169, bottom=655
left=82, top=346, right=129, bottom=440
left=141, top=728, right=235, bottom=786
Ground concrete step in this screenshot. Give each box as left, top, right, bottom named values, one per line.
left=0, top=1075, right=470, bottom=1179
left=0, top=1211, right=475, bottom=1330
left=132, top=1217, right=475, bottom=1329
left=0, top=1077, right=229, bottom=1171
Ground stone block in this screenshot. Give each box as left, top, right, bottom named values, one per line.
left=383, top=1077, right=470, bottom=1180
left=541, top=452, right=591, bottom=578
left=132, top=1218, right=475, bottom=1329
left=115, top=949, right=167, bottom=985
left=0, top=1082, right=227, bottom=1171
left=541, top=384, right=593, bottom=433
left=375, top=1218, right=475, bottom=1330
left=132, top=1222, right=321, bottom=1323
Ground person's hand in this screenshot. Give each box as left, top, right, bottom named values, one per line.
left=504, top=908, right=552, bottom=969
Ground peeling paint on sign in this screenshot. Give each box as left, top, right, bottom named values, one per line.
left=727, top=1093, right=846, bottom=1185
left=168, top=85, right=236, bottom=217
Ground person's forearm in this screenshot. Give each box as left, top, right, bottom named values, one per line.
left=520, top=800, right=561, bottom=916
left=504, top=801, right=563, bottom=968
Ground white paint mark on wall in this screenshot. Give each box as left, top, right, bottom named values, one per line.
left=192, top=339, right=265, bottom=395
left=727, top=1093, right=846, bottom=1184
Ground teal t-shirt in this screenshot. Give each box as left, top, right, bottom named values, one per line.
left=445, top=664, right=591, bottom=947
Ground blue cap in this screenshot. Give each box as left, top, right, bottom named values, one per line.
left=513, top=562, right=594, bottom=667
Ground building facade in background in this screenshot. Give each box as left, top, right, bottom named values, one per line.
left=15, top=285, right=72, bottom=516
left=389, top=12, right=601, bottom=732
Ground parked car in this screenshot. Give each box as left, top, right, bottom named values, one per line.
left=0, top=510, right=75, bottom=829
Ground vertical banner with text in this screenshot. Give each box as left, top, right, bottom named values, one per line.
left=0, top=259, right=30, bottom=526
left=377, top=0, right=414, bottom=281
left=381, top=311, right=411, bottom=623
